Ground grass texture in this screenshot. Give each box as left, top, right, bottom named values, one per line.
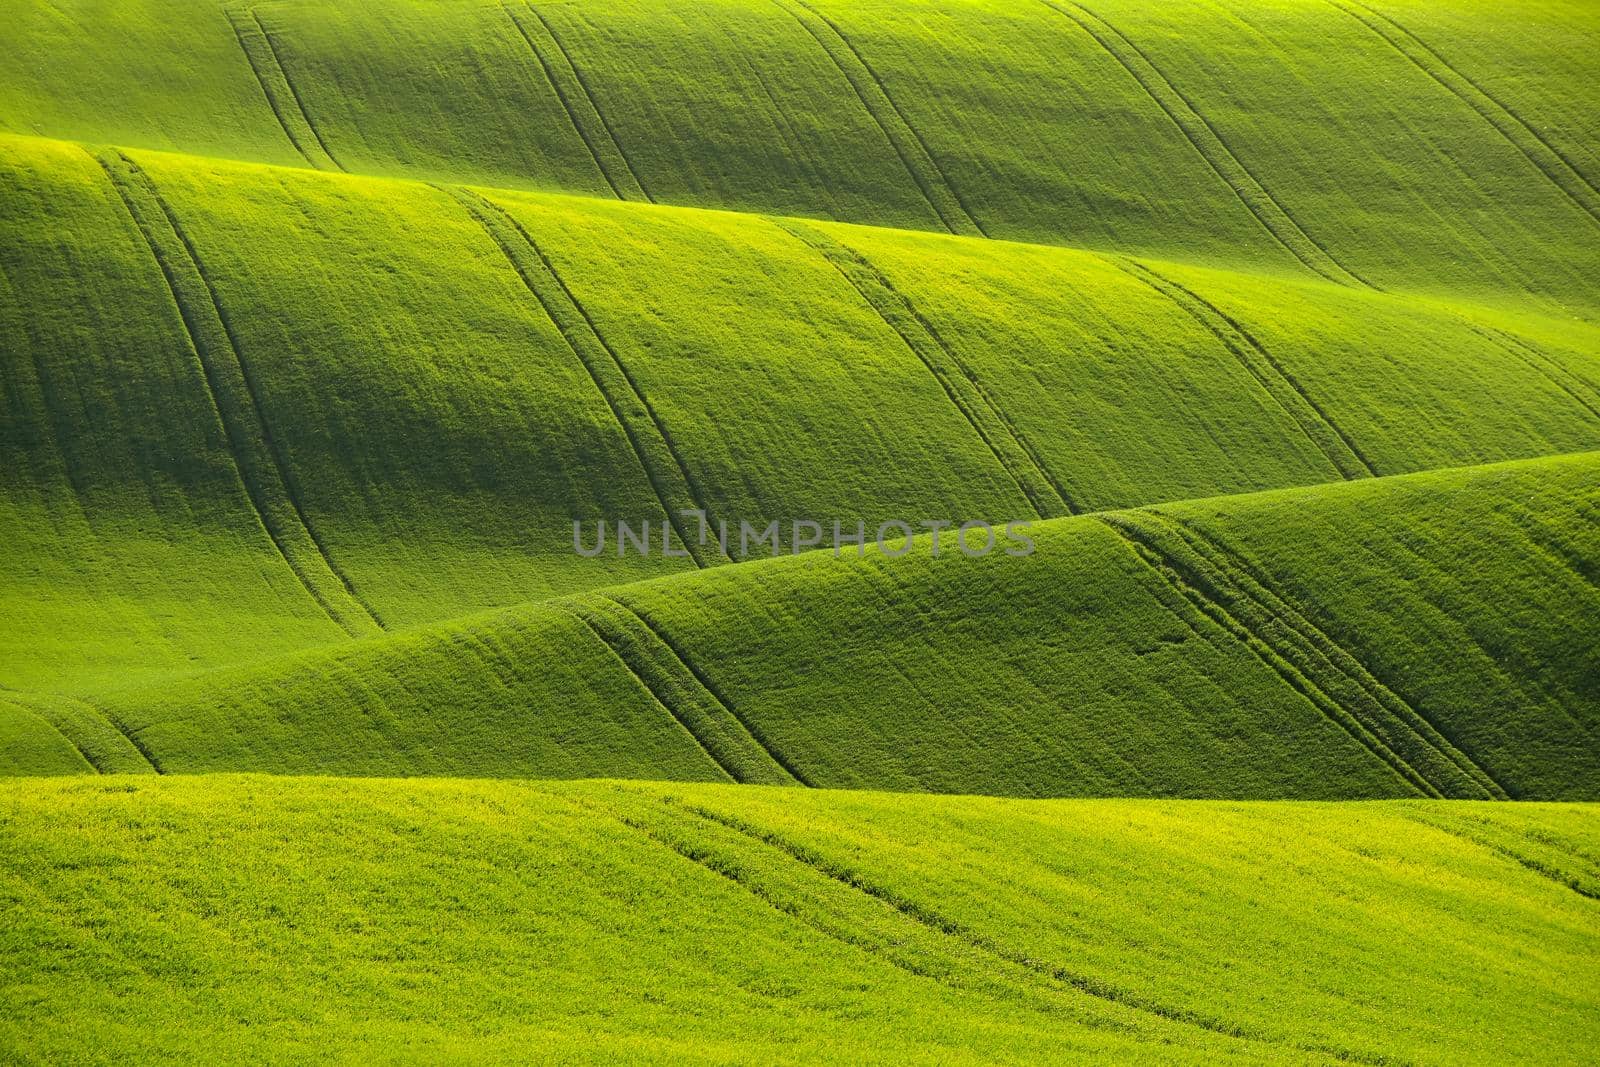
left=5, top=451, right=1589, bottom=800
left=3, top=2, right=1599, bottom=1060
left=3, top=132, right=1598, bottom=694
left=3, top=0, right=1598, bottom=313
left=2, top=776, right=1597, bottom=1064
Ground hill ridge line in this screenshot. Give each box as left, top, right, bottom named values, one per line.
left=1147, top=509, right=1511, bottom=798
left=772, top=216, right=1075, bottom=518
left=51, top=448, right=1600, bottom=697
left=1326, top=0, right=1600, bottom=230
left=1106, top=255, right=1378, bottom=480
left=90, top=147, right=384, bottom=638
left=442, top=184, right=723, bottom=567
left=1042, top=0, right=1373, bottom=290
left=504, top=2, right=650, bottom=202
left=13, top=127, right=1586, bottom=316
left=772, top=0, right=986, bottom=238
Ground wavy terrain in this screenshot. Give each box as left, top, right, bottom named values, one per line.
left=2, top=1, right=1598, bottom=1061
left=2, top=777, right=1597, bottom=1065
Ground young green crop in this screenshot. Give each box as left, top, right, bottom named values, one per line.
left=1, top=775, right=1595, bottom=1064
left=4, top=133, right=1597, bottom=695
left=10, top=451, right=1585, bottom=799
left=3, top=0, right=1597, bottom=311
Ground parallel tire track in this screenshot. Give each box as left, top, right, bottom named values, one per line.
left=0, top=691, right=159, bottom=775
left=1328, top=0, right=1600, bottom=229
left=773, top=0, right=986, bottom=238
left=775, top=218, right=1074, bottom=517
left=1156, top=510, right=1508, bottom=798
left=505, top=3, right=651, bottom=202
left=0, top=694, right=100, bottom=773
left=1100, top=511, right=1461, bottom=798
left=566, top=596, right=800, bottom=785
left=92, top=148, right=384, bottom=638
left=443, top=186, right=723, bottom=566
left=617, top=597, right=813, bottom=787
left=224, top=7, right=342, bottom=172
left=634, top=796, right=1381, bottom=1063
left=1109, top=256, right=1377, bottom=480
left=1467, top=322, right=1600, bottom=426
left=1042, top=0, right=1371, bottom=289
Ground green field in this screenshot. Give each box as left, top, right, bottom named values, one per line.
left=2, top=0, right=1597, bottom=1061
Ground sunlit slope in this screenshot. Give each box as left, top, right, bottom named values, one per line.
left=1, top=1, right=1596, bottom=309
left=22, top=453, right=1585, bottom=798
left=2, top=776, right=1596, bottom=1064
left=4, top=133, right=1600, bottom=694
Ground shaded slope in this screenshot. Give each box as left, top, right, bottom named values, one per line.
left=1, top=1, right=1596, bottom=309
left=52, top=453, right=1599, bottom=798
left=5, top=132, right=1599, bottom=694
left=2, top=776, right=1596, bottom=1064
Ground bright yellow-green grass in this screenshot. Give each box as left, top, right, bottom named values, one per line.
left=3, top=0, right=1598, bottom=313
left=1, top=776, right=1597, bottom=1065
left=3, top=1, right=1599, bottom=1061
left=3, top=132, right=1598, bottom=696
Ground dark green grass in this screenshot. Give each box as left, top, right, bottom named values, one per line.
left=4, top=133, right=1598, bottom=694
left=2, top=0, right=1597, bottom=310
left=1, top=775, right=1596, bottom=1065
left=17, top=452, right=1587, bottom=799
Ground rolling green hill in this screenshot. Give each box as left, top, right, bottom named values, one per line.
left=2, top=776, right=1597, bottom=1065
left=6, top=451, right=1595, bottom=800
left=4, top=132, right=1599, bottom=695
left=4, top=0, right=1598, bottom=312
left=3, top=1, right=1598, bottom=1061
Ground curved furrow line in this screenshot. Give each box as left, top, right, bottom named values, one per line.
left=504, top=3, right=648, bottom=201
left=223, top=7, right=320, bottom=169
left=223, top=7, right=342, bottom=172
left=1466, top=322, right=1600, bottom=426
left=1109, top=256, right=1377, bottom=480
left=91, top=148, right=384, bottom=638
left=1404, top=812, right=1600, bottom=902
left=1098, top=511, right=1445, bottom=797
left=563, top=600, right=738, bottom=783
left=611, top=598, right=812, bottom=790
left=1043, top=0, right=1372, bottom=289
left=0, top=690, right=158, bottom=775
left=1154, top=510, right=1511, bottom=799
left=674, top=799, right=1387, bottom=1063
left=443, top=185, right=722, bottom=567
left=772, top=0, right=985, bottom=238
left=772, top=217, right=1073, bottom=517
left=1327, top=0, right=1600, bottom=229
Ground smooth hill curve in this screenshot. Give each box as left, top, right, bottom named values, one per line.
left=15, top=451, right=1590, bottom=799
left=1, top=0, right=1597, bottom=310
left=5, top=131, right=1600, bottom=694
left=3, top=776, right=1597, bottom=1064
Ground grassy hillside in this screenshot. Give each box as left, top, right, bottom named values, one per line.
left=1, top=1, right=1597, bottom=311
left=5, top=451, right=1583, bottom=799
left=3, top=0, right=1599, bottom=1061
left=4, top=131, right=1599, bottom=694
left=2, top=776, right=1596, bottom=1064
